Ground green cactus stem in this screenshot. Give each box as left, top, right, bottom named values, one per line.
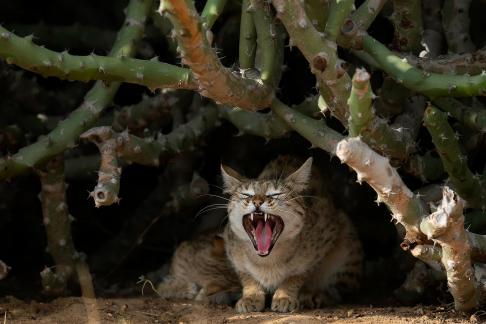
left=442, top=0, right=475, bottom=54
left=0, top=0, right=152, bottom=180
left=347, top=68, right=416, bottom=161
left=251, top=0, right=285, bottom=88
left=37, top=156, right=95, bottom=299
left=423, top=105, right=485, bottom=208
left=159, top=0, right=273, bottom=111
left=272, top=0, right=351, bottom=125
left=222, top=96, right=319, bottom=139
left=362, top=35, right=486, bottom=98
left=348, top=68, right=374, bottom=137
left=390, top=0, right=423, bottom=54
left=239, top=0, right=257, bottom=70
left=352, top=0, right=388, bottom=31
left=419, top=187, right=479, bottom=311
left=271, top=99, right=344, bottom=155
left=0, top=26, right=196, bottom=91
left=325, top=0, right=354, bottom=43
left=201, top=0, right=229, bottom=29
left=433, top=98, right=486, bottom=133
left=304, top=0, right=329, bottom=32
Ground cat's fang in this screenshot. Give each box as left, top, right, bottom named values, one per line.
left=250, top=213, right=254, bottom=221
left=264, top=213, right=268, bottom=221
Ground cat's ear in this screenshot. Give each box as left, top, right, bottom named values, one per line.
left=221, top=164, right=245, bottom=193
left=285, top=157, right=313, bottom=192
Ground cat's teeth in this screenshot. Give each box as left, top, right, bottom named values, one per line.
left=250, top=213, right=254, bottom=221
left=264, top=213, right=268, bottom=221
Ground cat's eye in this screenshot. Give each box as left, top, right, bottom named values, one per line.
left=267, top=192, right=283, bottom=198
left=239, top=192, right=253, bottom=199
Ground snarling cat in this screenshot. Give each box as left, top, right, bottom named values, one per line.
left=222, top=156, right=363, bottom=313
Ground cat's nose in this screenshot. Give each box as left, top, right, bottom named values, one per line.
left=252, top=195, right=264, bottom=208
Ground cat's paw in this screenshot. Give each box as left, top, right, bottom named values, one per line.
left=271, top=294, right=299, bottom=313
left=235, top=294, right=265, bottom=313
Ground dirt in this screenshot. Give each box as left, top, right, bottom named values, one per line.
left=0, top=296, right=480, bottom=324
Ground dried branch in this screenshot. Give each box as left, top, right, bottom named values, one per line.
left=335, top=137, right=427, bottom=243
left=420, top=187, right=479, bottom=311
left=159, top=0, right=273, bottom=111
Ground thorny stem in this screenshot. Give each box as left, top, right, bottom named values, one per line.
left=433, top=97, right=486, bottom=133
left=352, top=0, right=388, bottom=31
left=201, top=0, right=229, bottom=29
left=0, top=0, right=153, bottom=180
left=423, top=105, right=485, bottom=209
left=159, top=0, right=273, bottom=111
left=239, top=0, right=257, bottom=70
left=363, top=35, right=486, bottom=98
left=390, top=0, right=423, bottom=54
left=271, top=99, right=344, bottom=155
left=420, top=187, right=478, bottom=311
left=81, top=105, right=219, bottom=207
left=37, top=156, right=95, bottom=297
left=0, top=26, right=196, bottom=91
left=325, top=0, right=354, bottom=43
left=272, top=0, right=351, bottom=125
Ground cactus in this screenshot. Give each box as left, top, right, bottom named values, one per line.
left=4, top=0, right=486, bottom=312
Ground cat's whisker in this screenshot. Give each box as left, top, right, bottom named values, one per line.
left=198, top=193, right=231, bottom=201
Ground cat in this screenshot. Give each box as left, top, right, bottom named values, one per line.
left=221, top=156, right=363, bottom=313
left=157, top=232, right=241, bottom=304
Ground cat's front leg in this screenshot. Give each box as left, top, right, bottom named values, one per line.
left=271, top=275, right=305, bottom=312
left=235, top=272, right=265, bottom=313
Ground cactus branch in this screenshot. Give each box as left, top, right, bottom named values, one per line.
left=272, top=0, right=351, bottom=125
left=419, top=187, right=479, bottom=311
left=37, top=156, right=93, bottom=294
left=80, top=128, right=122, bottom=207
left=347, top=68, right=416, bottom=161
left=81, top=105, right=219, bottom=206
left=239, top=0, right=257, bottom=69
left=159, top=0, right=273, bottom=110
left=0, top=26, right=195, bottom=91
left=433, top=97, right=486, bottom=133
left=335, top=137, right=427, bottom=243
left=0, top=0, right=152, bottom=180
left=271, top=99, right=344, bottom=155
left=348, top=68, right=374, bottom=137
left=325, top=0, right=354, bottom=43
left=423, top=105, right=485, bottom=208
left=222, top=96, right=319, bottom=139
left=363, top=35, right=486, bottom=98
left=201, top=0, right=229, bottom=29
left=442, top=0, right=475, bottom=54
left=352, top=0, right=388, bottom=31
left=390, top=0, right=423, bottom=54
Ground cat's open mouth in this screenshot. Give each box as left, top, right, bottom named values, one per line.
left=242, top=212, right=284, bottom=257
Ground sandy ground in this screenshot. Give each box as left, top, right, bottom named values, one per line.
left=0, top=296, right=480, bottom=324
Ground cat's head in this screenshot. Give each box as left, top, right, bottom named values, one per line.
left=221, top=158, right=312, bottom=257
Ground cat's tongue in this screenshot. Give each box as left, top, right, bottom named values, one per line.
left=254, top=219, right=272, bottom=255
